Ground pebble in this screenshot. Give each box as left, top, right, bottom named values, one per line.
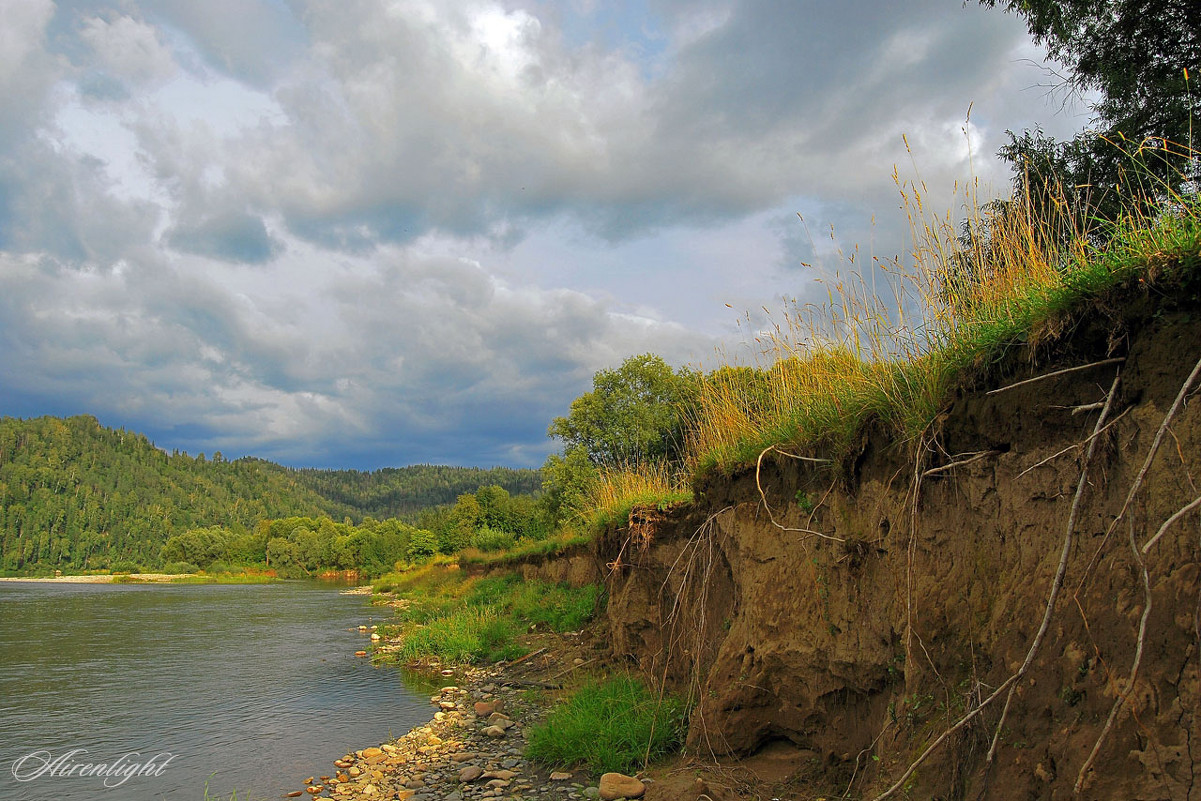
left=289, top=663, right=598, bottom=801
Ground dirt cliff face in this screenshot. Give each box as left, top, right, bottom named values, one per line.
left=599, top=297, right=1201, bottom=799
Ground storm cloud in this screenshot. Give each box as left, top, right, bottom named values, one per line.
left=0, top=0, right=1088, bottom=467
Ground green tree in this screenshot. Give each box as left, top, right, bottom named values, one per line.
left=548, top=354, right=698, bottom=466
left=539, top=445, right=599, bottom=526
left=982, top=0, right=1199, bottom=219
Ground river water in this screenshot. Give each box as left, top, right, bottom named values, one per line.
left=0, top=580, right=430, bottom=801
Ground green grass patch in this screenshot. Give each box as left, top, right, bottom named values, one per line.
left=526, top=676, right=688, bottom=774
left=373, top=565, right=603, bottom=665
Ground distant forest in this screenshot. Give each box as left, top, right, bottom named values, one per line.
left=0, top=415, right=540, bottom=574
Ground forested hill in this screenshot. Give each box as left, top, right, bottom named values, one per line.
left=288, top=465, right=542, bottom=520
left=0, top=415, right=539, bottom=573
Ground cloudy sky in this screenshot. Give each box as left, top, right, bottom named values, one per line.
left=0, top=0, right=1091, bottom=469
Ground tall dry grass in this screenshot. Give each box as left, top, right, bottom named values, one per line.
left=688, top=140, right=1200, bottom=472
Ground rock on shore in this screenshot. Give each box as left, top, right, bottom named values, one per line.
left=292, top=667, right=620, bottom=801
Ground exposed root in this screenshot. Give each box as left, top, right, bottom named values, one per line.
left=1015, top=408, right=1129, bottom=479
left=921, top=449, right=1000, bottom=478
left=754, top=445, right=844, bottom=543
left=1075, top=519, right=1153, bottom=793
left=982, top=369, right=1123, bottom=770
left=985, top=357, right=1125, bottom=396
left=875, top=372, right=1123, bottom=801
left=659, top=507, right=732, bottom=760
left=1095, top=351, right=1201, bottom=559
left=1142, top=495, right=1201, bottom=553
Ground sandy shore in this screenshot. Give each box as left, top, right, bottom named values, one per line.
left=0, top=573, right=190, bottom=583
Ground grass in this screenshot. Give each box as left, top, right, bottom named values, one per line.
left=525, top=676, right=688, bottom=774
left=583, top=462, right=694, bottom=531
left=456, top=527, right=595, bottom=566
left=371, top=566, right=603, bottom=665
left=683, top=142, right=1201, bottom=475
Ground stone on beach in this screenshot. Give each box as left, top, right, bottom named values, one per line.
left=459, top=765, right=485, bottom=782
left=473, top=700, right=501, bottom=716
left=599, top=772, right=645, bottom=800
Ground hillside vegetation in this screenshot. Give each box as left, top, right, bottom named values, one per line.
left=0, top=415, right=539, bottom=574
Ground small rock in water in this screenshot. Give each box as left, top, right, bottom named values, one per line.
left=481, top=725, right=507, bottom=738
left=286, top=792, right=303, bottom=798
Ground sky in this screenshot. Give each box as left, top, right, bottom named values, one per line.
left=0, top=0, right=1093, bottom=470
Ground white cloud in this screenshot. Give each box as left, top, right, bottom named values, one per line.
left=0, top=0, right=1095, bottom=466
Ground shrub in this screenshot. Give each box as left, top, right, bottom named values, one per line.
left=473, top=526, right=517, bottom=553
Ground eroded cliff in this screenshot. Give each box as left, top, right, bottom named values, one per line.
left=598, top=291, right=1201, bottom=799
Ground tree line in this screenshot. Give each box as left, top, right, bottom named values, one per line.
left=0, top=415, right=540, bottom=574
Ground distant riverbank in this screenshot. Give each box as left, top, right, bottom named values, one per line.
left=0, top=572, right=273, bottom=583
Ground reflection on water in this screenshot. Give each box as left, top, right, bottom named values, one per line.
left=0, top=580, right=428, bottom=801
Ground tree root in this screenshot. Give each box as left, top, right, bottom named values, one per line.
left=872, top=371, right=1123, bottom=801
left=754, top=445, right=844, bottom=543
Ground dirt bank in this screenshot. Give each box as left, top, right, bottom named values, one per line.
left=598, top=290, right=1201, bottom=799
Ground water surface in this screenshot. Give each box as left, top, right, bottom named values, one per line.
left=0, top=580, right=429, bottom=801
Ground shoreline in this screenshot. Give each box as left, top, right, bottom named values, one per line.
left=0, top=573, right=155, bottom=583
left=0, top=572, right=269, bottom=584
left=289, top=662, right=615, bottom=801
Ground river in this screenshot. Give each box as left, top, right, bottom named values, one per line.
left=0, top=580, right=430, bottom=801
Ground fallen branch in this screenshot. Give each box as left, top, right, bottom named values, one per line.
left=504, top=646, right=548, bottom=669
left=985, top=357, right=1125, bottom=396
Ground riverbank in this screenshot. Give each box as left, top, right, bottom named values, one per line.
left=0, top=573, right=178, bottom=583
left=290, top=619, right=650, bottom=801
left=0, top=571, right=280, bottom=583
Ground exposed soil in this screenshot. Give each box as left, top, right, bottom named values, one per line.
left=595, top=290, right=1201, bottom=799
